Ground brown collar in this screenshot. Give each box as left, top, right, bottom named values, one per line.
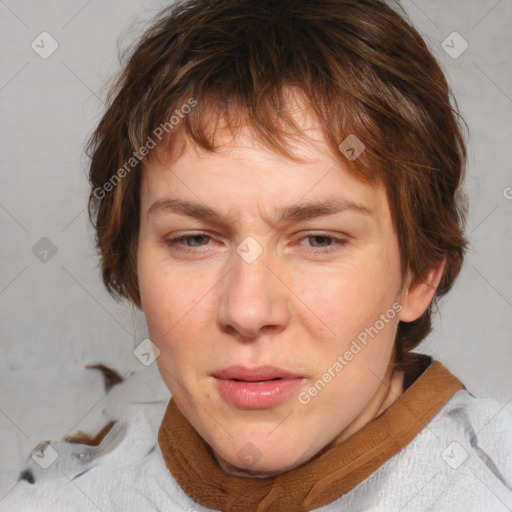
left=158, top=356, right=464, bottom=512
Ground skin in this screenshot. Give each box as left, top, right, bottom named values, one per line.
left=137, top=100, right=444, bottom=478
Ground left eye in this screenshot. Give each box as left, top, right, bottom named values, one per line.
left=301, top=234, right=337, bottom=249
left=167, top=234, right=210, bottom=248
left=165, top=233, right=347, bottom=254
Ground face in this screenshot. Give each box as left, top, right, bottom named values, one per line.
left=137, top=107, right=413, bottom=477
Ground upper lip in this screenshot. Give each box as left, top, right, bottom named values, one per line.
left=212, top=365, right=303, bottom=381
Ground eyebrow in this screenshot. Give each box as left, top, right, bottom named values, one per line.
left=147, top=197, right=373, bottom=224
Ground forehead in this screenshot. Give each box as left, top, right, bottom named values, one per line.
left=140, top=95, right=389, bottom=222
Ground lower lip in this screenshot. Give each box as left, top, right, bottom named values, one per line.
left=214, top=378, right=303, bottom=409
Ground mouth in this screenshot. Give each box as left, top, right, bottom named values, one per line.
left=231, top=377, right=282, bottom=382
left=211, top=365, right=304, bottom=409
left=211, top=365, right=303, bottom=382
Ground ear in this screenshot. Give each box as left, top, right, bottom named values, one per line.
left=399, top=259, right=446, bottom=322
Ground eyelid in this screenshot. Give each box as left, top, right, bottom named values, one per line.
left=165, top=232, right=215, bottom=251
left=165, top=230, right=349, bottom=255
left=294, top=232, right=349, bottom=253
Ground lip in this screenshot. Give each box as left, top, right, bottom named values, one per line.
left=212, top=365, right=304, bottom=409
left=212, top=365, right=303, bottom=381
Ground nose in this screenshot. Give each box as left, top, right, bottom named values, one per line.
left=217, top=245, right=290, bottom=340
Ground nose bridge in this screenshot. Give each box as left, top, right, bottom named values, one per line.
left=232, top=246, right=270, bottom=296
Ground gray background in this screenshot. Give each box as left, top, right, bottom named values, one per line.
left=1, top=0, right=511, bottom=499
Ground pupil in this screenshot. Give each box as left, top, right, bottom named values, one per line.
left=188, top=235, right=206, bottom=246
left=312, top=235, right=330, bottom=247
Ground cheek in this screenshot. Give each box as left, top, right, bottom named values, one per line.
left=296, top=261, right=400, bottom=336
left=138, top=251, right=214, bottom=352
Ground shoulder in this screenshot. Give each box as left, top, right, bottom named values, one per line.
left=424, top=390, right=512, bottom=510
left=412, top=390, right=512, bottom=510
left=334, top=389, right=512, bottom=512
left=0, top=364, right=208, bottom=512
left=436, top=391, right=512, bottom=478
left=1, top=407, right=201, bottom=512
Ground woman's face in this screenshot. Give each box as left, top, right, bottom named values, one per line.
left=137, top=109, right=426, bottom=477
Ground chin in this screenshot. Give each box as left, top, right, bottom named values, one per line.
left=214, top=438, right=310, bottom=477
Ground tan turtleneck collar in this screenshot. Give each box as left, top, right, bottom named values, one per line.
left=158, top=355, right=464, bottom=512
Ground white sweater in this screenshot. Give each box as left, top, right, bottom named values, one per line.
left=2, top=367, right=512, bottom=512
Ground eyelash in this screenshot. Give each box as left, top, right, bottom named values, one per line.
left=165, top=232, right=348, bottom=254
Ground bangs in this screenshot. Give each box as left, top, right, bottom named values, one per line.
left=130, top=83, right=377, bottom=184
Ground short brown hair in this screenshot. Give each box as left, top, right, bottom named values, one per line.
left=87, top=0, right=468, bottom=364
